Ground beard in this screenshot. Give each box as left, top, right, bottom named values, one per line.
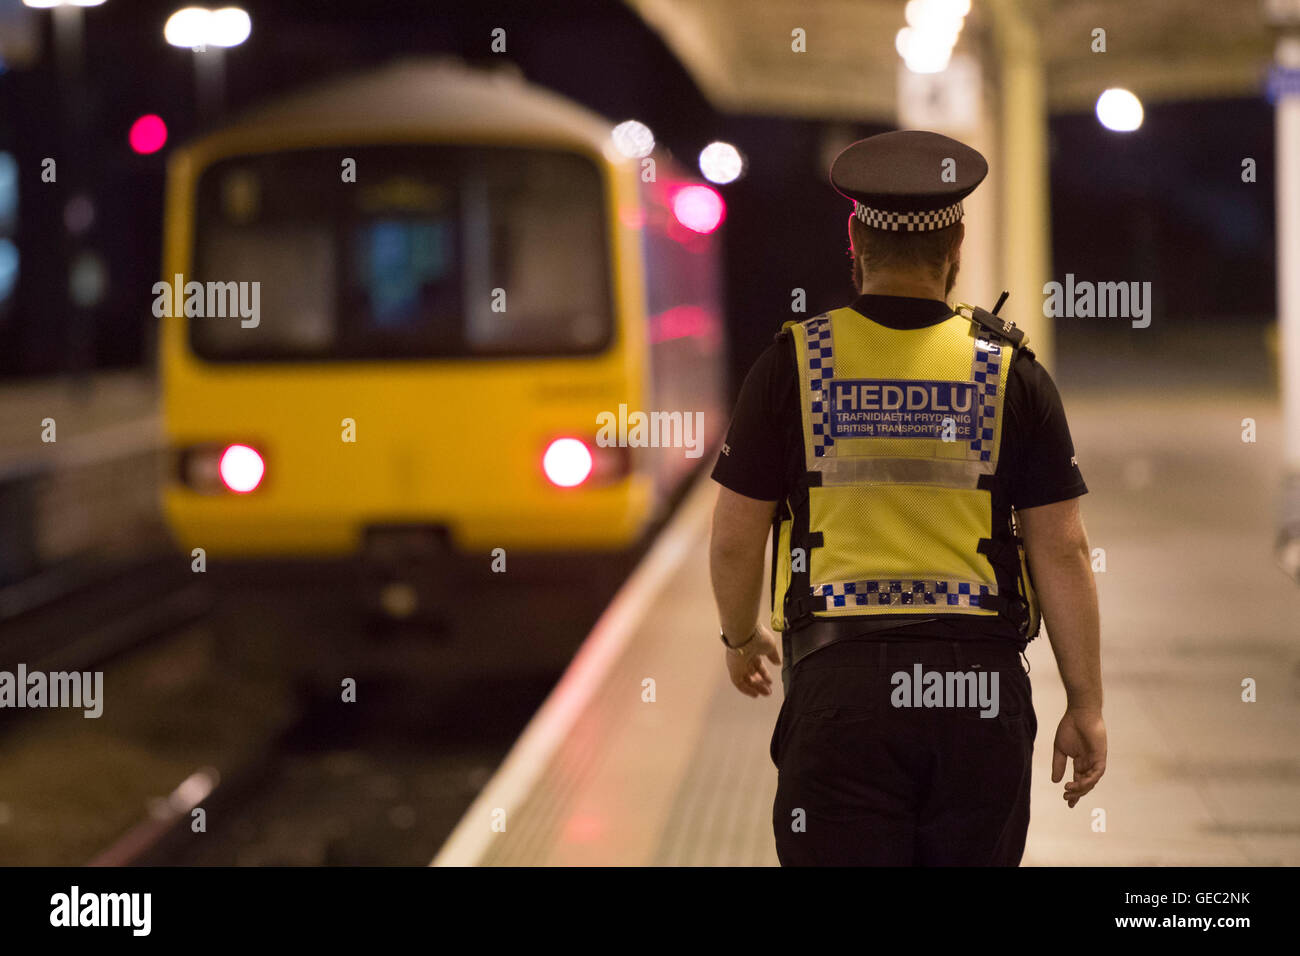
left=944, top=257, right=960, bottom=297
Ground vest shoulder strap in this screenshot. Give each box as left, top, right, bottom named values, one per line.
left=774, top=312, right=830, bottom=344
left=956, top=302, right=1027, bottom=349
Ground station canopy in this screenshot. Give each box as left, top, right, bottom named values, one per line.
left=624, top=0, right=1280, bottom=120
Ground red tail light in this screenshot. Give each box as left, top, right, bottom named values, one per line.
left=218, top=444, right=265, bottom=493
left=543, top=438, right=593, bottom=488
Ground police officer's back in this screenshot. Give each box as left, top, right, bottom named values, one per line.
left=708, top=130, right=1106, bottom=866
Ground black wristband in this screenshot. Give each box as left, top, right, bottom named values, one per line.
left=720, top=628, right=756, bottom=650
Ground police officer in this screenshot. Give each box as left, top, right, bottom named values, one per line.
left=708, top=130, right=1106, bottom=866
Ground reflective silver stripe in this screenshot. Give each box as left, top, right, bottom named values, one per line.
left=809, top=455, right=993, bottom=487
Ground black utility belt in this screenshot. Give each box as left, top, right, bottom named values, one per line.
left=786, top=616, right=1020, bottom=670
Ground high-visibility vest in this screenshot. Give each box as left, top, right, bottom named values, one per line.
left=771, top=303, right=1041, bottom=642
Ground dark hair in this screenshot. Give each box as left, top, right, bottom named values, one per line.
left=848, top=216, right=963, bottom=291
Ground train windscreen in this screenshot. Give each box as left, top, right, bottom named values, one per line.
left=187, top=145, right=611, bottom=361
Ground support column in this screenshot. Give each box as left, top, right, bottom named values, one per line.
left=988, top=0, right=1052, bottom=365
left=1272, top=32, right=1300, bottom=581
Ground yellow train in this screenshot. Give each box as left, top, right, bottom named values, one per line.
left=159, top=60, right=726, bottom=589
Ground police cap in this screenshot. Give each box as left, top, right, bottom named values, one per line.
left=830, top=129, right=987, bottom=232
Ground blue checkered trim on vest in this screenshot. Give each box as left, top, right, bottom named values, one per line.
left=805, top=315, right=836, bottom=458
left=803, top=316, right=1005, bottom=463
left=815, top=579, right=991, bottom=609
left=969, top=335, right=1002, bottom=463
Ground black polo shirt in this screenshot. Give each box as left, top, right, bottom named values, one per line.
left=711, top=293, right=1088, bottom=646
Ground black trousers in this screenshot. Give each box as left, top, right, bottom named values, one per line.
left=771, top=638, right=1036, bottom=866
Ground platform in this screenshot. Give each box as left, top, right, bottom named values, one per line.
left=433, top=383, right=1300, bottom=866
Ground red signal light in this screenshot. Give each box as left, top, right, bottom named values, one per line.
left=671, top=185, right=725, bottom=234
left=129, top=115, right=168, bottom=155
left=219, top=444, right=264, bottom=493
left=543, top=438, right=593, bottom=488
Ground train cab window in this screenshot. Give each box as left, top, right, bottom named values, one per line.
left=189, top=145, right=612, bottom=361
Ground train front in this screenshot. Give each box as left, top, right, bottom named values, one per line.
left=158, top=65, right=691, bottom=603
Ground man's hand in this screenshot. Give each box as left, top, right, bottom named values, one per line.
left=1051, top=708, right=1107, bottom=808
left=724, top=626, right=782, bottom=698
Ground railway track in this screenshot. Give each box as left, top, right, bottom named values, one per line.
left=0, top=548, right=630, bottom=866
left=0, top=554, right=212, bottom=675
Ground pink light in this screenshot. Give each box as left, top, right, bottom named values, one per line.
left=671, top=185, right=725, bottom=234
left=648, top=304, right=721, bottom=349
left=129, top=115, right=168, bottom=155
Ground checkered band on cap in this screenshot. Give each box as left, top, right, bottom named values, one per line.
left=853, top=200, right=964, bottom=232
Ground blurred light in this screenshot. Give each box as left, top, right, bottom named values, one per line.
left=69, top=251, right=107, bottom=307
left=24, top=0, right=109, bottom=6
left=379, top=582, right=418, bottom=619
left=129, top=114, right=168, bottom=154
left=671, top=185, right=725, bottom=234
left=611, top=120, right=655, bottom=159
left=698, top=141, right=744, bottom=185
left=168, top=769, right=217, bottom=813
left=164, top=7, right=208, bottom=46
left=209, top=7, right=251, bottom=46
left=896, top=0, right=967, bottom=74
left=64, top=194, right=94, bottom=234
left=219, top=444, right=264, bottom=493
left=0, top=152, right=16, bottom=232
left=905, top=0, right=969, bottom=30
left=0, top=239, right=18, bottom=304
left=648, top=304, right=721, bottom=349
left=165, top=6, right=249, bottom=48
left=1096, top=88, right=1144, bottom=132
left=896, top=26, right=954, bottom=74
left=543, top=438, right=592, bottom=488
